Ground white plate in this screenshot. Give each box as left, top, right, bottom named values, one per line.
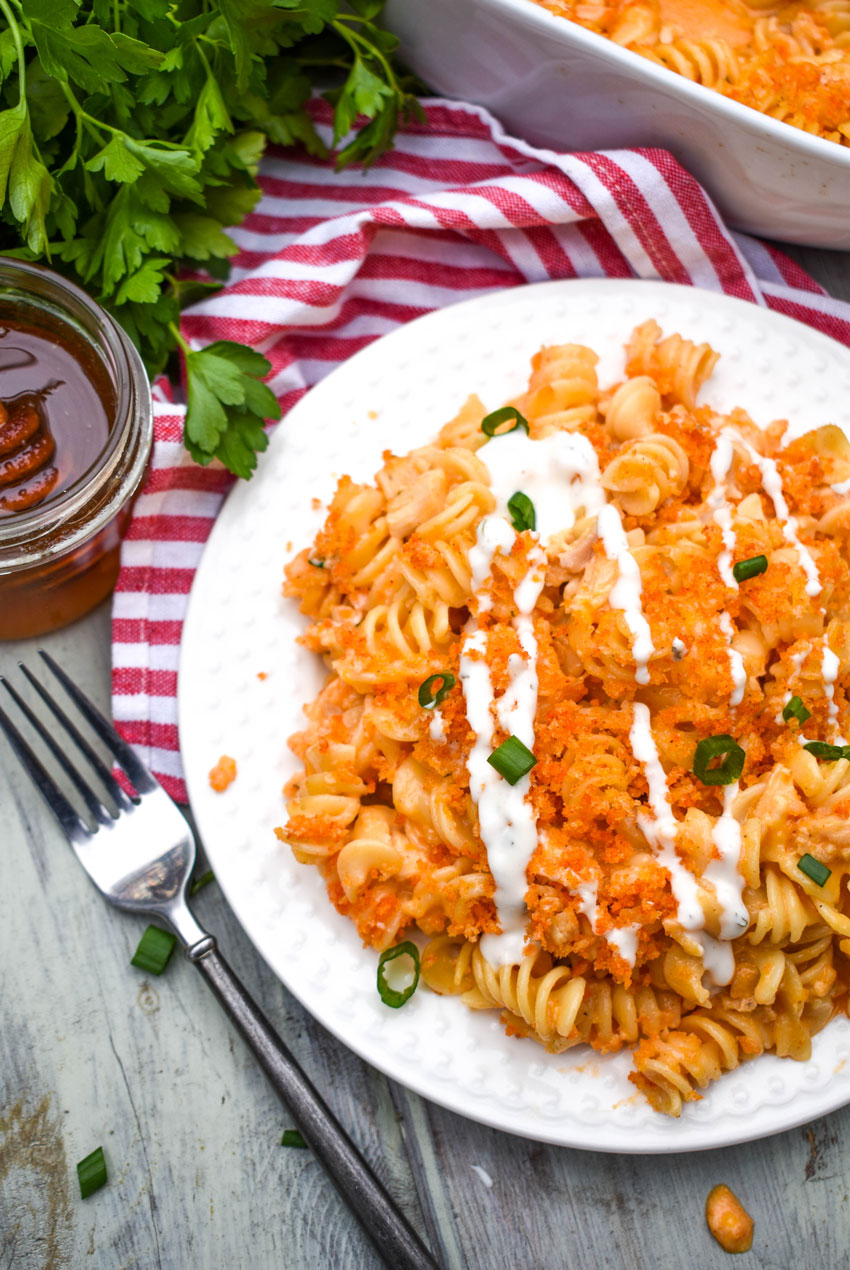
left=179, top=279, right=850, bottom=1152
left=383, top=0, right=850, bottom=249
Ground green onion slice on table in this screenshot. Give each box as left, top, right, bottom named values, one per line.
left=131, top=925, right=177, bottom=976
left=77, top=1146, right=107, bottom=1199
left=281, top=1129, right=309, bottom=1148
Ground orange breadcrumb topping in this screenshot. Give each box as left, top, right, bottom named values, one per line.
left=208, top=755, right=237, bottom=793
left=532, top=0, right=850, bottom=147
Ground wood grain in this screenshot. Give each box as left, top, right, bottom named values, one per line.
left=2, top=253, right=850, bottom=1269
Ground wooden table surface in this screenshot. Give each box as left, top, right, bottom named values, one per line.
left=2, top=245, right=850, bottom=1270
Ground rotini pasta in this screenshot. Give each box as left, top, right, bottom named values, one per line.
left=279, top=321, right=850, bottom=1115
left=531, top=0, right=850, bottom=146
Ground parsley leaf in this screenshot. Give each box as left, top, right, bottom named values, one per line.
left=0, top=0, right=420, bottom=475
left=180, top=338, right=281, bottom=478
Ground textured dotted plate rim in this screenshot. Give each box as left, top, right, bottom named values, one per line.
left=179, top=278, right=850, bottom=1152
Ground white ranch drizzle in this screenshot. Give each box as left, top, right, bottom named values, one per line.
left=689, top=435, right=750, bottom=956
left=630, top=703, right=737, bottom=987
left=630, top=703, right=703, bottom=930
left=774, top=633, right=843, bottom=748
left=822, top=636, right=841, bottom=731
left=459, top=628, right=537, bottom=967
left=707, top=435, right=749, bottom=706
left=708, top=433, right=738, bottom=590
left=469, top=515, right=515, bottom=610
left=428, top=709, right=446, bottom=742
left=464, top=429, right=636, bottom=966
left=719, top=611, right=747, bottom=707
left=608, top=924, right=641, bottom=967
left=573, top=877, right=640, bottom=969
left=596, top=504, right=655, bottom=684
left=731, top=430, right=821, bottom=598
left=461, top=569, right=545, bottom=968
left=703, top=784, right=749, bottom=940
left=478, top=428, right=606, bottom=540
left=777, top=644, right=811, bottom=725
left=467, top=422, right=753, bottom=973
left=697, top=932, right=736, bottom=988
left=715, top=434, right=840, bottom=749
left=821, top=637, right=847, bottom=746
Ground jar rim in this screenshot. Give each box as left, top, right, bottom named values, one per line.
left=0, top=257, right=153, bottom=573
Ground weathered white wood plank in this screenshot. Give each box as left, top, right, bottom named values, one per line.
left=398, top=1095, right=850, bottom=1270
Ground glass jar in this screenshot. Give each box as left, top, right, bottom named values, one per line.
left=0, top=258, right=153, bottom=639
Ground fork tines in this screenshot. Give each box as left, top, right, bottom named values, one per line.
left=0, top=651, right=147, bottom=841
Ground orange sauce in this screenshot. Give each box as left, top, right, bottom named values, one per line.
left=532, top=0, right=850, bottom=143
left=659, top=0, right=753, bottom=44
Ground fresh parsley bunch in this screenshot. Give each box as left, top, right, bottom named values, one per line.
left=0, top=0, right=420, bottom=477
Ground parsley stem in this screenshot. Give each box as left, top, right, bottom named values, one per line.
left=195, top=42, right=215, bottom=80
left=168, top=321, right=191, bottom=358
left=0, top=0, right=26, bottom=106
left=333, top=19, right=399, bottom=92
left=57, top=80, right=107, bottom=145
left=58, top=79, right=137, bottom=145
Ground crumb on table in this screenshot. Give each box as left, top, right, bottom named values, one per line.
left=257, top=671, right=268, bottom=681
left=705, top=1184, right=754, bottom=1254
left=209, top=755, right=237, bottom=793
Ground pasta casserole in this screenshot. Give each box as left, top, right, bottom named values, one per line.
left=280, top=320, right=850, bottom=1115
left=530, top=0, right=850, bottom=146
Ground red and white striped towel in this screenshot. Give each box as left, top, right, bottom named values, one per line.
left=112, top=97, right=850, bottom=803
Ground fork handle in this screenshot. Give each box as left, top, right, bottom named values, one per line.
left=187, top=937, right=439, bottom=1270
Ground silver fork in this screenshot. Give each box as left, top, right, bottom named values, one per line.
left=0, top=651, right=439, bottom=1270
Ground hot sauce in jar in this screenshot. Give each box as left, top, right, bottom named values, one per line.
left=0, top=259, right=152, bottom=639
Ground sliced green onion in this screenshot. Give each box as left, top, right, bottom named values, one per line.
left=480, top=406, right=530, bottom=438
left=377, top=941, right=420, bottom=1008
left=803, top=741, right=849, bottom=761
left=507, top=491, right=536, bottom=533
left=418, top=672, right=456, bottom=710
left=281, top=1129, right=308, bottom=1148
left=693, top=735, right=745, bottom=786
left=797, top=853, right=832, bottom=887
left=782, top=696, right=811, bottom=726
left=131, top=925, right=177, bottom=976
left=189, top=869, right=215, bottom=897
left=307, top=556, right=325, bottom=569
left=732, top=554, right=768, bottom=583
left=488, top=734, right=537, bottom=785
left=77, top=1146, right=107, bottom=1199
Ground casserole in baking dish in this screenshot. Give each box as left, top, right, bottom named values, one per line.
left=383, top=0, right=850, bottom=248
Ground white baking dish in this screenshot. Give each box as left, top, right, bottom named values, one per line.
left=383, top=0, right=850, bottom=249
